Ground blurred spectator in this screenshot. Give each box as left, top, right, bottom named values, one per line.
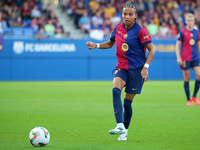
left=153, top=13, right=160, bottom=27
left=5, top=0, right=14, bottom=7
left=91, top=11, right=103, bottom=27
left=66, top=0, right=76, bottom=17
left=2, top=4, right=11, bottom=20
left=110, top=13, right=121, bottom=25
left=43, top=4, right=51, bottom=19
left=8, top=11, right=21, bottom=27
left=55, top=21, right=64, bottom=34
left=44, top=19, right=55, bottom=35
left=103, top=3, right=116, bottom=18
left=78, top=10, right=90, bottom=33
left=74, top=1, right=86, bottom=28
left=37, top=14, right=47, bottom=29
left=89, top=0, right=99, bottom=13
left=31, top=5, right=41, bottom=18
left=159, top=22, right=169, bottom=37
left=169, top=21, right=178, bottom=36
left=31, top=17, right=38, bottom=30
left=35, top=26, right=50, bottom=39
left=21, top=2, right=31, bottom=19
left=12, top=5, right=21, bottom=17
left=91, top=20, right=101, bottom=30
left=49, top=11, right=58, bottom=25
left=55, top=21, right=65, bottom=38
left=147, top=20, right=158, bottom=36
left=0, top=12, right=8, bottom=34
left=99, top=0, right=107, bottom=9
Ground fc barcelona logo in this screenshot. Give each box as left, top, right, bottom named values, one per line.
left=123, top=34, right=128, bottom=39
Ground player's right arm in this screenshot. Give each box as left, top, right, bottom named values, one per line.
left=175, top=40, right=182, bottom=65
left=86, top=40, right=115, bottom=50
left=175, top=31, right=183, bottom=66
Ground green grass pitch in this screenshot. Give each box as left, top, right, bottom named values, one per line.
left=0, top=81, right=199, bottom=150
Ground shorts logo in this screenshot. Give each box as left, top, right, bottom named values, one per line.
left=123, top=34, right=128, bottom=39
left=189, top=39, right=195, bottom=45
left=132, top=88, right=137, bottom=90
left=182, top=61, right=186, bottom=68
left=177, top=34, right=180, bottom=38
left=122, top=43, right=129, bottom=51
left=114, top=70, right=119, bottom=74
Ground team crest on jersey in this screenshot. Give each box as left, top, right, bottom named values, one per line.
left=189, top=39, right=195, bottom=45
left=190, top=33, right=193, bottom=37
left=122, top=43, right=129, bottom=51
left=123, top=34, right=128, bottom=39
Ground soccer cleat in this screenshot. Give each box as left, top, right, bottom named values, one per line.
left=191, top=97, right=200, bottom=105
left=186, top=100, right=194, bottom=106
left=118, top=130, right=128, bottom=141
left=109, top=126, right=126, bottom=135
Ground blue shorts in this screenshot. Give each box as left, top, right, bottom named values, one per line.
left=114, top=67, right=144, bottom=94
left=181, top=59, right=200, bottom=70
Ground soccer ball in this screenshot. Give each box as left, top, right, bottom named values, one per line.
left=29, top=127, right=50, bottom=147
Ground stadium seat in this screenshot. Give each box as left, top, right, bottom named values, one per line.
left=23, top=28, right=34, bottom=36
left=23, top=20, right=32, bottom=27
left=11, top=28, right=23, bottom=35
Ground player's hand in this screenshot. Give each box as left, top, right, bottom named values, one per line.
left=86, top=41, right=97, bottom=50
left=141, top=67, right=148, bottom=82
left=177, top=58, right=182, bottom=65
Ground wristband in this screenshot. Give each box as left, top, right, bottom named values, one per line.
left=144, top=63, right=149, bottom=69
left=96, top=44, right=100, bottom=49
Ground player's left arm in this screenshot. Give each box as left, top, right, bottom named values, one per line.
left=198, top=31, right=200, bottom=55
left=139, top=28, right=155, bottom=82
left=198, top=41, right=200, bottom=55
left=141, top=43, right=155, bottom=82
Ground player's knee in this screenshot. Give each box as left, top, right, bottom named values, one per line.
left=183, top=75, right=190, bottom=82
left=196, top=74, right=200, bottom=80
left=112, top=87, right=121, bottom=96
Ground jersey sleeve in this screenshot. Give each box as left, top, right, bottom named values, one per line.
left=177, top=31, right=183, bottom=41
left=110, top=25, right=117, bottom=41
left=198, top=31, right=200, bottom=41
left=138, top=28, right=152, bottom=46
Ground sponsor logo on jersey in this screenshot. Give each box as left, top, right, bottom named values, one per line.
left=189, top=39, right=195, bottom=45
left=122, top=43, right=129, bottom=51
left=143, top=35, right=149, bottom=39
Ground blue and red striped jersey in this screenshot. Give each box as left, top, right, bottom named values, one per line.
left=178, top=28, right=200, bottom=61
left=110, top=23, right=152, bottom=70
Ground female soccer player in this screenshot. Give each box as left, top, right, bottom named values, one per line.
left=175, top=13, right=200, bottom=106
left=86, top=3, right=155, bottom=141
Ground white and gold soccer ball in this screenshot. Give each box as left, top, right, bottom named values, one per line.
left=29, top=127, right=50, bottom=147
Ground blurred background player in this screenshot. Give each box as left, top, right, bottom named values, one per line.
left=86, top=3, right=155, bottom=141
left=175, top=13, right=200, bottom=106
